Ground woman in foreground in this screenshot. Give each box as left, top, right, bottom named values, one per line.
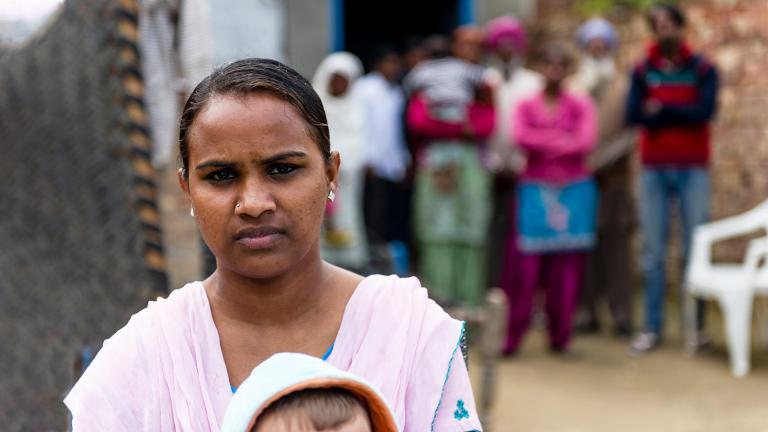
left=64, top=58, right=481, bottom=432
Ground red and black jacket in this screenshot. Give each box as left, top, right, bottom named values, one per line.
left=625, top=43, right=719, bottom=166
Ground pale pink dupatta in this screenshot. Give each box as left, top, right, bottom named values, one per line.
left=65, top=284, right=232, bottom=431
left=65, top=275, right=481, bottom=431
left=327, top=274, right=475, bottom=431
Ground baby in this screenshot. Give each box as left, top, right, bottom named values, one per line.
left=404, top=32, right=490, bottom=123
left=220, top=353, right=399, bottom=432
left=253, top=387, right=373, bottom=432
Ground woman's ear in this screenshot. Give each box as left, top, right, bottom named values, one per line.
left=326, top=151, right=341, bottom=192
left=178, top=168, right=191, bottom=199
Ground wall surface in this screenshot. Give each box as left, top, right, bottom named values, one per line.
left=285, top=0, right=330, bottom=78
left=536, top=0, right=768, bottom=259
left=284, top=0, right=541, bottom=79
left=478, top=0, right=538, bottom=24
left=210, top=0, right=287, bottom=65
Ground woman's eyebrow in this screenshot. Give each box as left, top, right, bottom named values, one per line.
left=194, top=151, right=308, bottom=171
left=195, top=160, right=234, bottom=170
left=260, top=151, right=308, bottom=165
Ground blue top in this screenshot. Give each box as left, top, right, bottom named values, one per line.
left=230, top=342, right=335, bottom=394
left=321, top=342, right=335, bottom=361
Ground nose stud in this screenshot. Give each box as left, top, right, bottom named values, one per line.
left=235, top=202, right=242, bottom=209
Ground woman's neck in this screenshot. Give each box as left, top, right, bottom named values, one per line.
left=544, top=82, right=562, bottom=102
left=204, top=250, right=336, bottom=329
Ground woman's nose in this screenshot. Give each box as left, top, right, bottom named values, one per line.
left=235, top=181, right=276, bottom=217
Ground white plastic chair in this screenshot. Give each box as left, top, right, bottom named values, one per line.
left=684, top=199, right=768, bottom=377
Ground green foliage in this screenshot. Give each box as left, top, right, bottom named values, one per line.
left=574, top=0, right=676, bottom=16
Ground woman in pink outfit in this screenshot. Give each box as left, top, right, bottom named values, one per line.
left=64, top=59, right=482, bottom=432
left=502, top=45, right=598, bottom=355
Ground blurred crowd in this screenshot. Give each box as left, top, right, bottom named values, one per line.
left=312, top=4, right=719, bottom=357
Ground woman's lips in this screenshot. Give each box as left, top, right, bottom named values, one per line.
left=234, top=226, right=285, bottom=250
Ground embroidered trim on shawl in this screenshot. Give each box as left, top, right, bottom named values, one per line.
left=430, top=321, right=467, bottom=431
left=460, top=327, right=469, bottom=369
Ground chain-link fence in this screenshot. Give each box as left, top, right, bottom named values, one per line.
left=0, top=0, right=167, bottom=429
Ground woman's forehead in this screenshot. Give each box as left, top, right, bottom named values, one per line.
left=188, top=93, right=316, bottom=158
left=198, top=93, right=300, bottom=127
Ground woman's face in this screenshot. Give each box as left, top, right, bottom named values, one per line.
left=494, top=39, right=522, bottom=63
left=328, top=73, right=350, bottom=97
left=541, top=57, right=570, bottom=86
left=181, top=93, right=339, bottom=279
left=651, top=9, right=683, bottom=43
left=452, top=30, right=485, bottom=64
left=376, top=53, right=402, bottom=83
left=586, top=37, right=610, bottom=59
left=404, top=46, right=427, bottom=71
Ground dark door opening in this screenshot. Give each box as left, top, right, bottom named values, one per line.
left=343, top=0, right=461, bottom=70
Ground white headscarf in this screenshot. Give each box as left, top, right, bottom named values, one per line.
left=312, top=52, right=366, bottom=171
left=574, top=18, right=618, bottom=97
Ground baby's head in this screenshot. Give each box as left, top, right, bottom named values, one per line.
left=221, top=353, right=398, bottom=432
left=252, top=387, right=371, bottom=432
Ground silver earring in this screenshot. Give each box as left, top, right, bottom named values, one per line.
left=190, top=207, right=195, bottom=217
left=328, top=190, right=335, bottom=202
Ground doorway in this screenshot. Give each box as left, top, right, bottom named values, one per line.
left=339, top=0, right=474, bottom=69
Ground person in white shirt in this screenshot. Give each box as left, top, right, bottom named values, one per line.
left=356, top=46, right=413, bottom=274
left=484, top=15, right=543, bottom=175
left=571, top=17, right=635, bottom=338
left=483, top=16, right=544, bottom=292
left=313, top=52, right=369, bottom=272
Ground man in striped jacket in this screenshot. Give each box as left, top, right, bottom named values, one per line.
left=626, top=4, right=719, bottom=355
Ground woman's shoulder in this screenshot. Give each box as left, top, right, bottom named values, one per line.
left=75, top=282, right=207, bottom=380
left=64, top=282, right=212, bottom=421
left=342, top=273, right=464, bottom=362
left=149, top=281, right=208, bottom=312
left=357, top=274, right=457, bottom=323
left=512, top=93, right=542, bottom=121
left=111, top=282, right=207, bottom=336
left=358, top=274, right=426, bottom=300
left=82, top=282, right=207, bottom=366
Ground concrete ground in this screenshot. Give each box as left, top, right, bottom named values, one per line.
left=473, top=321, right=768, bottom=432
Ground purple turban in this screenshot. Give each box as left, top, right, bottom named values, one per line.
left=576, top=18, right=619, bottom=51
left=485, top=16, right=528, bottom=51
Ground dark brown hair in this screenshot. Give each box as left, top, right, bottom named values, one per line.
left=178, top=58, right=331, bottom=178
left=252, top=387, right=371, bottom=431
left=538, top=43, right=574, bottom=67
left=648, top=3, right=686, bottom=31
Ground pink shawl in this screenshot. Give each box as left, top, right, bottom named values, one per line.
left=64, top=275, right=482, bottom=431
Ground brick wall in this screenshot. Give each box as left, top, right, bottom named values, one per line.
left=535, top=0, right=768, bottom=260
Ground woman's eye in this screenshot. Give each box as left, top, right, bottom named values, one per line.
left=206, top=170, right=236, bottom=182
left=268, top=164, right=298, bottom=176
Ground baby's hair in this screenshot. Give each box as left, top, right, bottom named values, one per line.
left=252, top=387, right=371, bottom=431
left=422, top=34, right=451, bottom=59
